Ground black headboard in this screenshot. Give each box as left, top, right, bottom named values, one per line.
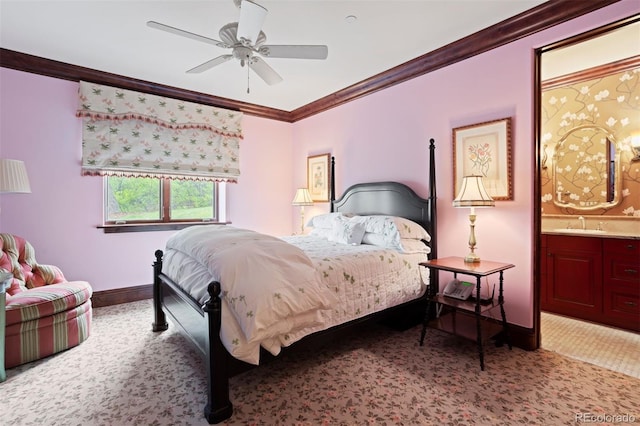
left=330, top=139, right=437, bottom=260
left=332, top=181, right=433, bottom=235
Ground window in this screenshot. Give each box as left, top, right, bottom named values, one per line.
left=79, top=81, right=237, bottom=232
left=105, top=176, right=217, bottom=224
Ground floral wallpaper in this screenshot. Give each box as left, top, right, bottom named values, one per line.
left=540, top=59, right=640, bottom=216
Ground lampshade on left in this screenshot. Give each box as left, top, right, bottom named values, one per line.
left=0, top=159, right=31, bottom=193
left=292, top=188, right=313, bottom=234
left=291, top=188, right=313, bottom=206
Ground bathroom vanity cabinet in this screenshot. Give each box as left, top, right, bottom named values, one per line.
left=541, top=234, right=639, bottom=332
left=603, top=239, right=640, bottom=330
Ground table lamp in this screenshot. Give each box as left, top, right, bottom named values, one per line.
left=453, top=175, right=494, bottom=263
left=292, top=188, right=313, bottom=234
left=0, top=159, right=31, bottom=193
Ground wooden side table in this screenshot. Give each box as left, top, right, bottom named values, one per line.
left=419, top=256, right=515, bottom=370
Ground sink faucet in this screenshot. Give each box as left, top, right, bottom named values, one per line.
left=578, top=216, right=586, bottom=230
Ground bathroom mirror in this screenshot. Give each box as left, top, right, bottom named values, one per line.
left=551, top=125, right=621, bottom=210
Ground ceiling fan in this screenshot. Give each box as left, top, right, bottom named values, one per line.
left=147, top=0, right=328, bottom=90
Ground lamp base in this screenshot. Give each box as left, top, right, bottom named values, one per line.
left=464, top=252, right=481, bottom=263
left=464, top=213, right=480, bottom=263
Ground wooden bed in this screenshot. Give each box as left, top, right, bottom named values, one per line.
left=151, top=139, right=438, bottom=424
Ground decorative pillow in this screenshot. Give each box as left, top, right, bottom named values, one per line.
left=393, top=217, right=431, bottom=242
left=361, top=232, right=402, bottom=251
left=354, top=216, right=402, bottom=250
left=328, top=216, right=366, bottom=245
left=399, top=239, right=431, bottom=255
left=355, top=216, right=429, bottom=251
left=359, top=215, right=430, bottom=241
left=306, top=212, right=344, bottom=229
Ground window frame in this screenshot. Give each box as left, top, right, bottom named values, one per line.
left=100, top=176, right=225, bottom=233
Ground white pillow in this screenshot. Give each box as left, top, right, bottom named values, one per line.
left=355, top=216, right=429, bottom=251
left=393, top=217, right=431, bottom=242
left=328, top=216, right=366, bottom=245
left=399, top=239, right=431, bottom=255
left=306, top=212, right=343, bottom=229
left=359, top=215, right=430, bottom=241
left=361, top=231, right=402, bottom=251
left=353, top=216, right=402, bottom=250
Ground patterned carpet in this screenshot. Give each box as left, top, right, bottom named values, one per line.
left=2, top=300, right=638, bottom=425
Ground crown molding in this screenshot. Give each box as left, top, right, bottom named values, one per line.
left=289, top=0, right=622, bottom=121
left=0, top=0, right=621, bottom=123
left=0, top=48, right=291, bottom=122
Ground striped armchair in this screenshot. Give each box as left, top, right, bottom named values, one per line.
left=1, top=234, right=92, bottom=378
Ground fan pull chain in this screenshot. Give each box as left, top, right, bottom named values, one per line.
left=247, top=63, right=250, bottom=94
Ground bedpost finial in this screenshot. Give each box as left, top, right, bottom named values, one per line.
left=207, top=281, right=222, bottom=297
left=204, top=281, right=223, bottom=314
left=154, top=249, right=163, bottom=262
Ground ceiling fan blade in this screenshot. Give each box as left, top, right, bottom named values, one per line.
left=187, top=55, right=233, bottom=73
left=248, top=57, right=283, bottom=85
left=236, top=0, right=267, bottom=45
left=147, top=21, right=227, bottom=48
left=260, top=45, right=328, bottom=60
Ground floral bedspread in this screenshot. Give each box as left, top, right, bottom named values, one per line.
left=279, top=235, right=428, bottom=346
left=162, top=227, right=428, bottom=364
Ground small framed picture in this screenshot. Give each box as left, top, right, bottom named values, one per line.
left=307, top=153, right=331, bottom=202
left=453, top=117, right=513, bottom=201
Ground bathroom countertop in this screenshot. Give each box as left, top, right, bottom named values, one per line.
left=541, top=215, right=639, bottom=239
left=542, top=229, right=640, bottom=239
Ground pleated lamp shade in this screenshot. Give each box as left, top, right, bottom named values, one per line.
left=453, top=175, right=494, bottom=208
left=0, top=159, right=31, bottom=193
left=291, top=188, right=313, bottom=206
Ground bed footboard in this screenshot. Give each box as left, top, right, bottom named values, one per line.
left=203, top=281, right=233, bottom=423
left=152, top=250, right=233, bottom=424
left=152, top=250, right=168, bottom=332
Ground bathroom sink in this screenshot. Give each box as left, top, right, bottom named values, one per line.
left=551, top=228, right=606, bottom=234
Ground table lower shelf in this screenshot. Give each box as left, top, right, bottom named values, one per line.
left=429, top=310, right=503, bottom=343
left=432, top=294, right=499, bottom=314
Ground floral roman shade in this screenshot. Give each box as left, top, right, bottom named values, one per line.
left=77, top=81, right=242, bottom=182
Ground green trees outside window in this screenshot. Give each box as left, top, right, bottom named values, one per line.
left=106, top=177, right=216, bottom=223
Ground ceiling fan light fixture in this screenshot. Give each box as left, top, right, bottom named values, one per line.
left=147, top=0, right=327, bottom=87
left=233, top=46, right=253, bottom=65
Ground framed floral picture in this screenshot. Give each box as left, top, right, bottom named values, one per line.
left=307, top=153, right=331, bottom=202
left=453, top=117, right=513, bottom=201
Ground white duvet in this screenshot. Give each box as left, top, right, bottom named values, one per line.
left=162, top=226, right=428, bottom=364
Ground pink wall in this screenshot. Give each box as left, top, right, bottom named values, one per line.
left=292, top=1, right=639, bottom=328
left=1, top=1, right=637, bottom=329
left=0, top=69, right=293, bottom=291
left=229, top=114, right=294, bottom=236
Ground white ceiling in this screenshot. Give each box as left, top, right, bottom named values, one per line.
left=1, top=0, right=546, bottom=112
